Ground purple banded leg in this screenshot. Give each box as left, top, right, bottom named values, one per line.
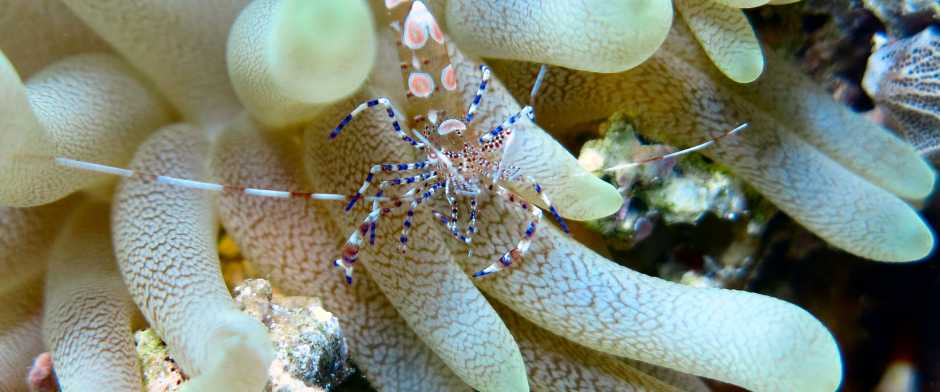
left=366, top=171, right=438, bottom=245
left=334, top=187, right=420, bottom=284
left=345, top=159, right=436, bottom=211
left=399, top=181, right=445, bottom=253
left=430, top=210, right=471, bottom=244
left=444, top=180, right=459, bottom=232
left=478, top=106, right=535, bottom=144
left=473, top=186, right=542, bottom=278
left=464, top=65, right=491, bottom=124
left=430, top=194, right=479, bottom=254
left=520, top=175, right=569, bottom=234
left=334, top=208, right=382, bottom=284
left=329, top=97, right=426, bottom=149
left=464, top=195, right=479, bottom=255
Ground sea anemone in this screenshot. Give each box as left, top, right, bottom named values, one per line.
left=0, top=1, right=874, bottom=391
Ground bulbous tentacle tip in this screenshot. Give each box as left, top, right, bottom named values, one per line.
left=572, top=179, right=624, bottom=220
left=228, top=0, right=376, bottom=129
left=889, top=157, right=937, bottom=202
left=269, top=0, right=376, bottom=103
left=792, top=301, right=844, bottom=385
left=782, top=307, right=843, bottom=392
left=445, top=0, right=674, bottom=73
left=500, top=122, right=624, bottom=221
left=182, top=311, right=275, bottom=392
left=881, top=213, right=935, bottom=262
left=725, top=55, right=765, bottom=84
left=909, top=167, right=937, bottom=201
left=675, top=0, right=766, bottom=83
left=534, top=169, right=624, bottom=221
left=0, top=52, right=171, bottom=207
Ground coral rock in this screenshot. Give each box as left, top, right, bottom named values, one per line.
left=234, top=279, right=353, bottom=392
left=135, top=329, right=186, bottom=392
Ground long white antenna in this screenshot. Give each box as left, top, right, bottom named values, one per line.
left=603, top=123, right=749, bottom=172
left=52, top=156, right=391, bottom=202
left=529, top=64, right=549, bottom=108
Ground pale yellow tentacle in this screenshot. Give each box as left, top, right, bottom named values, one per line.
left=490, top=51, right=934, bottom=262
left=675, top=0, right=764, bottom=83
left=0, top=52, right=172, bottom=207
left=0, top=0, right=109, bottom=79
left=61, top=0, right=247, bottom=130
left=444, top=0, right=673, bottom=73
left=460, top=196, right=841, bottom=391
left=113, top=124, right=274, bottom=392
left=494, top=302, right=685, bottom=392
left=227, top=0, right=375, bottom=129
left=0, top=199, right=75, bottom=293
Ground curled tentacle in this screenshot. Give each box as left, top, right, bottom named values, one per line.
left=113, top=123, right=273, bottom=391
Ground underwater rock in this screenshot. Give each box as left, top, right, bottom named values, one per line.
left=136, top=279, right=353, bottom=392
left=579, top=114, right=774, bottom=287
left=135, top=329, right=186, bottom=392
left=234, top=279, right=353, bottom=392
left=863, top=27, right=940, bottom=160
left=580, top=116, right=748, bottom=231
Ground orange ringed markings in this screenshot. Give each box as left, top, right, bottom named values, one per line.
left=408, top=72, right=435, bottom=98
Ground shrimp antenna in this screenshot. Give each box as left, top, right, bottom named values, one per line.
left=529, top=64, right=549, bottom=109
left=50, top=156, right=392, bottom=203
left=603, top=123, right=749, bottom=172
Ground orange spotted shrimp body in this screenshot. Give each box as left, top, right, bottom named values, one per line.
left=328, top=0, right=570, bottom=283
